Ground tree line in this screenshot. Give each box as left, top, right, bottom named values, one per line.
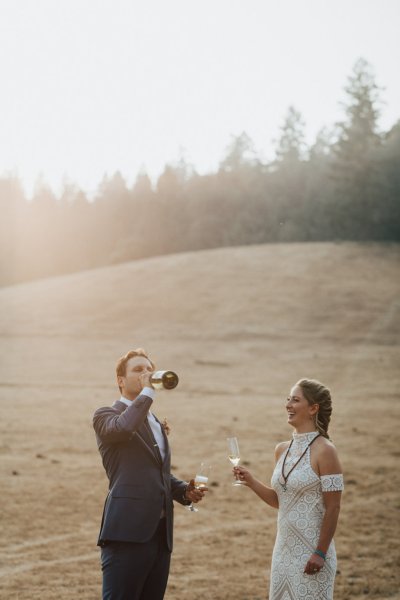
left=1, top=58, right=399, bottom=286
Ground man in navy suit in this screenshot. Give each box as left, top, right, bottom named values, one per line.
left=93, top=348, right=206, bottom=600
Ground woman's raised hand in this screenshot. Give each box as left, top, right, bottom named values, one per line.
left=233, top=465, right=254, bottom=487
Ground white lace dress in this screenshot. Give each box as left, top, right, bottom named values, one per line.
left=269, top=431, right=344, bottom=600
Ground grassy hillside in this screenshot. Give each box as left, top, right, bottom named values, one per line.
left=0, top=242, right=399, bottom=599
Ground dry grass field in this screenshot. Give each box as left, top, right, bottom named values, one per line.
left=0, top=241, right=399, bottom=600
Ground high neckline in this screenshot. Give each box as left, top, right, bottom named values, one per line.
left=292, top=431, right=319, bottom=440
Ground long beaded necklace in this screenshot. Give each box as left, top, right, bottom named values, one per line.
left=279, top=433, right=321, bottom=491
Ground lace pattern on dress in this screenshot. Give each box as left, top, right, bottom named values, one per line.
left=320, top=474, right=344, bottom=492
left=270, top=433, right=339, bottom=599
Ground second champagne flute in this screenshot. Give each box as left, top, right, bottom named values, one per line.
left=227, top=437, right=245, bottom=486
left=186, top=462, right=211, bottom=512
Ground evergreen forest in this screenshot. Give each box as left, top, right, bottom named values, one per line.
left=1, top=58, right=399, bottom=286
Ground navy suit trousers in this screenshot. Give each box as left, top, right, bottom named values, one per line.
left=101, top=518, right=171, bottom=600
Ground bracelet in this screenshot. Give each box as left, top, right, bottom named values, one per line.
left=315, top=549, right=326, bottom=560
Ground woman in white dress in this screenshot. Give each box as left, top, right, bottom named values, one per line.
left=234, top=378, right=344, bottom=600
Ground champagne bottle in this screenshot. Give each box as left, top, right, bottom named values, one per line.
left=150, top=370, right=179, bottom=390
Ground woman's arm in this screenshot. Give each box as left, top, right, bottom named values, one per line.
left=304, top=443, right=343, bottom=574
left=234, top=465, right=279, bottom=508
left=233, top=442, right=289, bottom=509
left=315, top=490, right=342, bottom=554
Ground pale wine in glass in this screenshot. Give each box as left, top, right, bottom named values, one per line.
left=186, top=462, right=210, bottom=512
left=227, top=437, right=245, bottom=486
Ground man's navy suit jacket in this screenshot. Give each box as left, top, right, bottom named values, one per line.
left=93, top=393, right=188, bottom=552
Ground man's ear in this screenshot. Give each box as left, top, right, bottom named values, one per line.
left=117, top=375, right=124, bottom=389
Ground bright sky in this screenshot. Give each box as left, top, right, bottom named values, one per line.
left=0, top=0, right=399, bottom=197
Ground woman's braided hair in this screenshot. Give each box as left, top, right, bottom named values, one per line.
left=297, top=378, right=332, bottom=439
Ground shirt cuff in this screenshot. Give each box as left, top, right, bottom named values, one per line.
left=142, top=386, right=156, bottom=400
left=182, top=483, right=190, bottom=504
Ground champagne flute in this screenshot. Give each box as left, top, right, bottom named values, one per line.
left=227, top=437, right=245, bottom=486
left=186, top=462, right=211, bottom=512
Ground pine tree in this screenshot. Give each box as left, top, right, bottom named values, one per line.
left=275, top=106, right=307, bottom=165
left=331, top=58, right=383, bottom=238
left=271, top=107, right=309, bottom=241
left=219, top=132, right=258, bottom=172
left=333, top=58, right=381, bottom=185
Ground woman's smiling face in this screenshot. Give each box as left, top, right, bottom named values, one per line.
left=286, top=384, right=318, bottom=430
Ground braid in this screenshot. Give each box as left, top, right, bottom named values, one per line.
left=316, top=412, right=330, bottom=439
left=297, top=378, right=332, bottom=439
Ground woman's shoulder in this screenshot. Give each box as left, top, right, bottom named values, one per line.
left=314, top=435, right=338, bottom=455
left=314, top=436, right=342, bottom=473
